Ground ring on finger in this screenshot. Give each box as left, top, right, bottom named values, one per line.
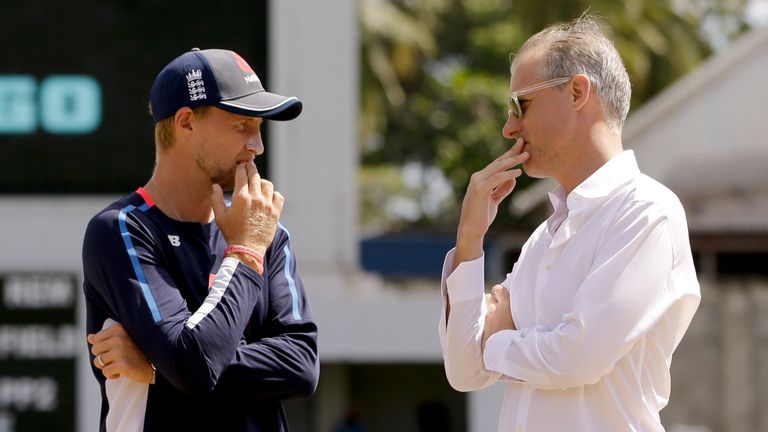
left=96, top=353, right=106, bottom=368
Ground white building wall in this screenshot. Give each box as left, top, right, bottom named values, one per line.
left=269, top=0, right=360, bottom=273
left=624, top=27, right=768, bottom=181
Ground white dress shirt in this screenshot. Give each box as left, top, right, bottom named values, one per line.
left=439, top=151, right=700, bottom=432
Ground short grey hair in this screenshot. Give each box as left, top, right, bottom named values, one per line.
left=513, top=14, right=631, bottom=129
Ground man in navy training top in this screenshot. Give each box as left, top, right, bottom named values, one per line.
left=82, top=48, right=318, bottom=432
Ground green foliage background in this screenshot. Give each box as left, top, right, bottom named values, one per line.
left=359, top=0, right=750, bottom=232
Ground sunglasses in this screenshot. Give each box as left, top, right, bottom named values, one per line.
left=507, top=77, right=571, bottom=119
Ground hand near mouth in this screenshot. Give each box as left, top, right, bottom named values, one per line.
left=211, top=161, right=284, bottom=261
left=453, top=138, right=529, bottom=269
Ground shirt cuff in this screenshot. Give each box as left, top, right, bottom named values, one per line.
left=482, top=329, right=515, bottom=375
left=442, top=248, right=485, bottom=303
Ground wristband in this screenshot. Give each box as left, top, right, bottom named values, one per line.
left=224, top=245, right=265, bottom=274
left=224, top=245, right=264, bottom=264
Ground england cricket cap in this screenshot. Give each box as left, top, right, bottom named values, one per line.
left=149, top=48, right=302, bottom=122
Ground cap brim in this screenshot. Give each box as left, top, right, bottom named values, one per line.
left=217, top=91, right=303, bottom=121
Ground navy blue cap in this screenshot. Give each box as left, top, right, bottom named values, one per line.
left=149, top=48, right=302, bottom=122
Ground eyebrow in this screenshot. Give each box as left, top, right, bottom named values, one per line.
left=233, top=118, right=261, bottom=126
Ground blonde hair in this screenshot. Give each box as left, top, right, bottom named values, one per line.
left=147, top=104, right=211, bottom=151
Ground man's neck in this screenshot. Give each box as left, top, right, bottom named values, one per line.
left=145, top=160, right=214, bottom=224
left=557, top=124, right=623, bottom=194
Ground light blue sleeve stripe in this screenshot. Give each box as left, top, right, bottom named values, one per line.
left=118, top=204, right=162, bottom=322
left=278, top=221, right=289, bottom=233
left=278, top=224, right=301, bottom=320
left=282, top=246, right=301, bottom=320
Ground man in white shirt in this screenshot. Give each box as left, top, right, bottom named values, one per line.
left=439, top=14, right=701, bottom=432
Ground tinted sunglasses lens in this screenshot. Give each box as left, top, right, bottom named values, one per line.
left=508, top=97, right=521, bottom=118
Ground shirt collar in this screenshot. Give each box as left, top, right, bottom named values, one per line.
left=546, top=186, right=568, bottom=234
left=570, top=150, right=639, bottom=201
left=546, top=150, right=639, bottom=231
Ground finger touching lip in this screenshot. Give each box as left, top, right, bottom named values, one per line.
left=514, top=137, right=529, bottom=149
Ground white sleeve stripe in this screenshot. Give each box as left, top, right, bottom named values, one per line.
left=186, top=257, right=239, bottom=329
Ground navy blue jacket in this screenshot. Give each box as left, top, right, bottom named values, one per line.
left=82, top=188, right=318, bottom=431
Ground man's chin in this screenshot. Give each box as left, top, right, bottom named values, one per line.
left=522, top=162, right=545, bottom=179
left=211, top=177, right=235, bottom=192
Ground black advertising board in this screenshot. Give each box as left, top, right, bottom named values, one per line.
left=0, top=0, right=269, bottom=194
left=0, top=274, right=79, bottom=432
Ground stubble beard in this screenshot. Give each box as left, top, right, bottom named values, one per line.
left=521, top=148, right=545, bottom=179
left=522, top=141, right=560, bottom=180
left=196, top=153, right=236, bottom=191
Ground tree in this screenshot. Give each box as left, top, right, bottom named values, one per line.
left=359, top=0, right=751, bottom=232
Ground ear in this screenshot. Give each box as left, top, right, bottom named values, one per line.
left=174, top=108, right=194, bottom=134
left=571, top=74, right=591, bottom=111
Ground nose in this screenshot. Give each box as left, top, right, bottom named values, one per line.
left=502, top=113, right=522, bottom=140
left=246, top=132, right=264, bottom=155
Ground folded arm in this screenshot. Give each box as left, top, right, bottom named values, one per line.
left=86, top=223, right=319, bottom=400
left=84, top=212, right=265, bottom=394
left=482, top=202, right=699, bottom=390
